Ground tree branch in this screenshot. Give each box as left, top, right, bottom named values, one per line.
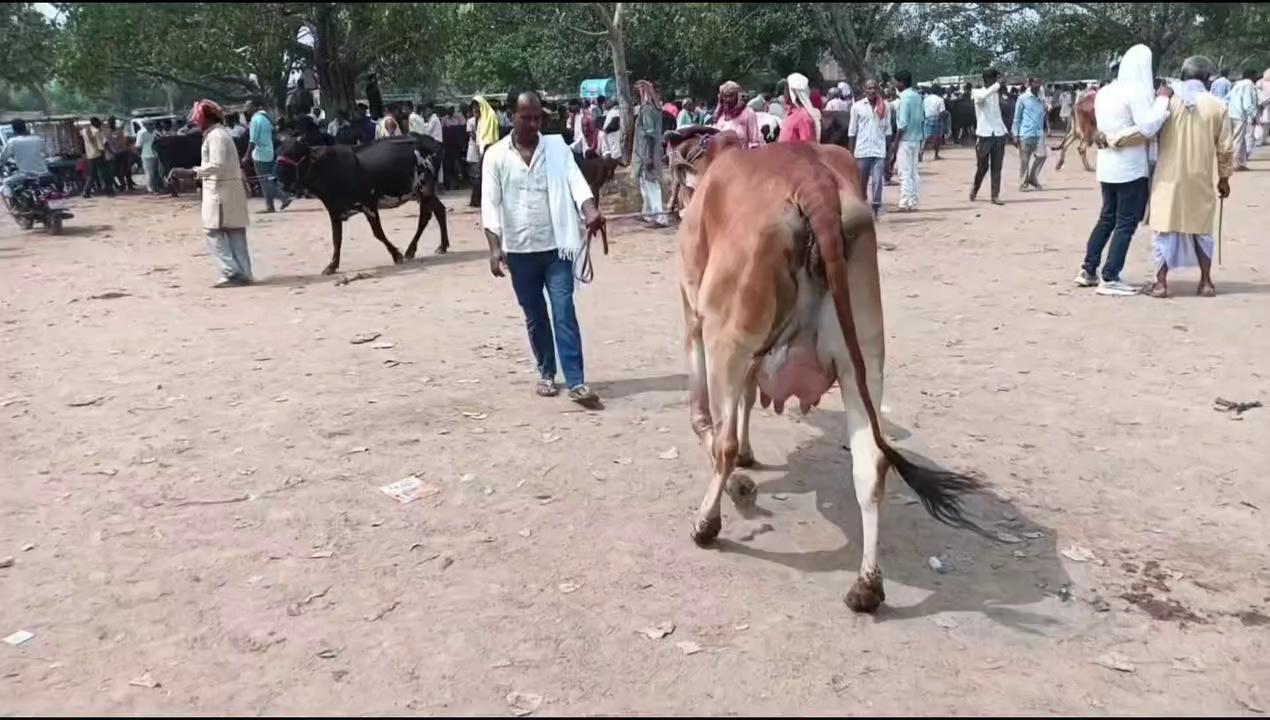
left=567, top=23, right=609, bottom=37
left=588, top=3, right=615, bottom=32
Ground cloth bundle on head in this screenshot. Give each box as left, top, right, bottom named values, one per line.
left=189, top=99, right=224, bottom=130
left=1116, top=44, right=1155, bottom=106
left=472, top=95, right=500, bottom=150
left=786, top=73, right=822, bottom=141
left=716, top=80, right=744, bottom=120
left=635, top=79, right=659, bottom=106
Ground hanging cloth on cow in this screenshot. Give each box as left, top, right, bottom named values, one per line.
left=472, top=96, right=501, bottom=152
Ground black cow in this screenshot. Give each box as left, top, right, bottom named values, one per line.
left=947, top=97, right=975, bottom=145
left=275, top=133, right=449, bottom=275
left=154, top=133, right=252, bottom=196
left=820, top=110, right=852, bottom=147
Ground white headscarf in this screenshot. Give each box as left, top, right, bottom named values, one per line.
left=786, top=72, right=821, bottom=141
left=1116, top=44, right=1155, bottom=107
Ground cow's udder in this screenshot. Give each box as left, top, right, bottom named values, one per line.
left=756, top=337, right=835, bottom=415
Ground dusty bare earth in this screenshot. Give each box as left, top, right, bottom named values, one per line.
left=2, top=147, right=1269, bottom=716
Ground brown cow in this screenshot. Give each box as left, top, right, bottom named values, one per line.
left=664, top=129, right=988, bottom=613
left=1053, top=92, right=1100, bottom=171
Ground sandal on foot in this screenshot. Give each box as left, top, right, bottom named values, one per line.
left=535, top=378, right=559, bottom=397
left=1141, top=282, right=1169, bottom=298
left=1197, top=284, right=1216, bottom=297
left=568, top=384, right=602, bottom=409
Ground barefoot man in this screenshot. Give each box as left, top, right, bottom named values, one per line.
left=1143, top=56, right=1233, bottom=298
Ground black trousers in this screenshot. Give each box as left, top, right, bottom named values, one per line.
left=972, top=135, right=1007, bottom=199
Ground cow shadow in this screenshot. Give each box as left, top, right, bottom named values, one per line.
left=254, top=249, right=486, bottom=289
left=712, top=408, right=1070, bottom=634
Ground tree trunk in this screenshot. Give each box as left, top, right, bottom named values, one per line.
left=309, top=5, right=361, bottom=114
left=608, top=21, right=635, bottom=168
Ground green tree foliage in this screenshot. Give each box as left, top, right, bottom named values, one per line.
left=0, top=3, right=60, bottom=110
left=14, top=2, right=1270, bottom=119
left=58, top=3, right=301, bottom=109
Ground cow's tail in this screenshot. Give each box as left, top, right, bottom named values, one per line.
left=798, top=181, right=992, bottom=538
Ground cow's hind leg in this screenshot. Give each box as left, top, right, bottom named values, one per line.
left=837, top=359, right=891, bottom=613
left=364, top=209, right=404, bottom=265
left=1054, top=132, right=1074, bottom=172
left=322, top=210, right=344, bottom=275
left=691, top=339, right=750, bottom=547
left=736, top=373, right=758, bottom=468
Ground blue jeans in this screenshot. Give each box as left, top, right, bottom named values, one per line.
left=507, top=250, right=585, bottom=388
left=253, top=159, right=289, bottom=211
left=856, top=156, right=885, bottom=212
left=1083, top=177, right=1148, bottom=282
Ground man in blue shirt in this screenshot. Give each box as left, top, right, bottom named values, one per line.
left=892, top=69, right=925, bottom=211
left=242, top=98, right=291, bottom=213
left=1012, top=76, right=1049, bottom=191
left=1210, top=69, right=1232, bottom=101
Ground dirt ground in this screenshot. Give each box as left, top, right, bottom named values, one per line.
left=2, top=146, right=1268, bottom=716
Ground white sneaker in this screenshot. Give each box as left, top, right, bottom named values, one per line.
left=1095, top=280, right=1138, bottom=296
left=1073, top=270, right=1098, bottom=287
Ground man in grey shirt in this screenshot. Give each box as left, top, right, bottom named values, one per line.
left=0, top=120, right=50, bottom=180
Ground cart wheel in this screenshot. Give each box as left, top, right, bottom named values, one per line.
left=48, top=215, right=64, bottom=235
left=19, top=216, right=34, bottom=230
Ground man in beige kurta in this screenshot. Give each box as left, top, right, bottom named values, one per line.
left=1143, top=57, right=1233, bottom=298
left=168, top=100, right=253, bottom=287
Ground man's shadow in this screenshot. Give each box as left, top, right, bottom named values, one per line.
left=712, top=408, right=1070, bottom=634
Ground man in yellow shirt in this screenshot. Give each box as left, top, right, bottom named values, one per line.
left=80, top=117, right=114, bottom=198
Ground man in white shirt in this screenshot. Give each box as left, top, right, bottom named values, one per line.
left=970, top=68, right=1010, bottom=205
left=1227, top=69, right=1260, bottom=169
left=419, top=101, right=443, bottom=143
left=599, top=98, right=621, bottom=159
left=1074, top=44, right=1172, bottom=296
left=482, top=90, right=606, bottom=408
left=407, top=100, right=427, bottom=136
left=921, top=86, right=947, bottom=160
left=134, top=120, right=163, bottom=194
left=847, top=79, right=891, bottom=217
left=825, top=87, right=851, bottom=112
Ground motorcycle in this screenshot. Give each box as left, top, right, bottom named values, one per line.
left=1, top=162, right=74, bottom=235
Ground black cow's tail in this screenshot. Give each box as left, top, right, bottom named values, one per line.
left=799, top=179, right=993, bottom=539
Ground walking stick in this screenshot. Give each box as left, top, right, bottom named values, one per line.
left=1217, top=197, right=1224, bottom=266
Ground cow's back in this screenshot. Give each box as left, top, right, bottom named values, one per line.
left=154, top=134, right=203, bottom=169
left=683, top=144, right=869, bottom=315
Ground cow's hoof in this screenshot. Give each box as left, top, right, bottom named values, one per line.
left=321, top=265, right=337, bottom=276
left=403, top=251, right=417, bottom=261
left=690, top=515, right=721, bottom=547
left=726, top=473, right=757, bottom=509
left=736, top=450, right=756, bottom=468
left=434, top=245, right=449, bottom=255
left=844, top=572, right=885, bottom=614
left=391, top=256, right=404, bottom=265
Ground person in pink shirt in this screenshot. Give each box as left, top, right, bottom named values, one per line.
left=712, top=80, right=765, bottom=148
left=778, top=72, right=822, bottom=144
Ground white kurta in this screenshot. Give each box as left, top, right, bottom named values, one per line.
left=194, top=125, right=248, bottom=230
